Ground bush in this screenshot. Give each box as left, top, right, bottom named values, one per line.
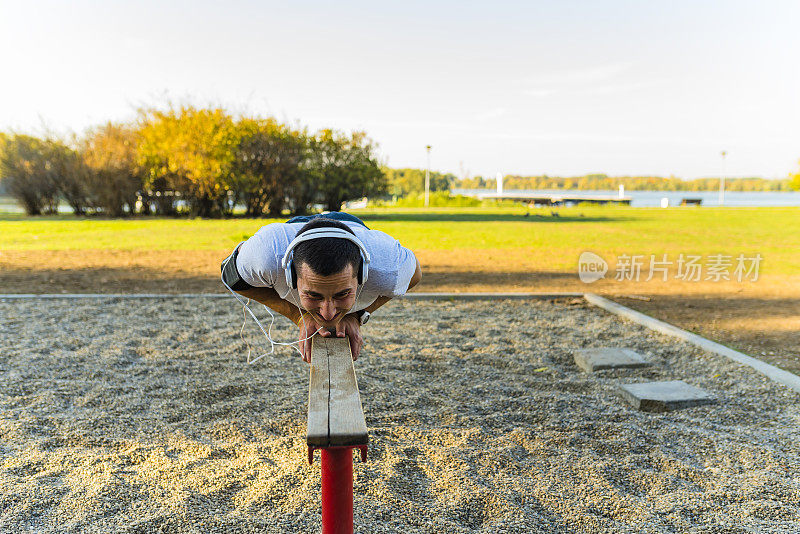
left=394, top=191, right=482, bottom=207
left=233, top=118, right=309, bottom=217
left=48, top=139, right=92, bottom=215
left=1, top=105, right=395, bottom=218
left=382, top=168, right=454, bottom=197
left=0, top=135, right=60, bottom=215
left=82, top=123, right=143, bottom=216
left=136, top=107, right=227, bottom=216
left=308, top=129, right=386, bottom=213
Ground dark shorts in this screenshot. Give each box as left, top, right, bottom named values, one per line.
left=285, top=211, right=369, bottom=229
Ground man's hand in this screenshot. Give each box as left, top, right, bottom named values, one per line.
left=297, top=313, right=323, bottom=364
left=296, top=312, right=363, bottom=363
left=320, top=312, right=363, bottom=361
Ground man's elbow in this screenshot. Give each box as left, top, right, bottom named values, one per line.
left=407, top=259, right=422, bottom=290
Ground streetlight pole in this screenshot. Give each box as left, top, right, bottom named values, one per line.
left=424, top=145, right=431, bottom=208
left=719, top=150, right=727, bottom=206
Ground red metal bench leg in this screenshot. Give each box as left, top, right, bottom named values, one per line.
left=321, top=448, right=353, bottom=534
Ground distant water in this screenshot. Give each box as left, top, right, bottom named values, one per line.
left=452, top=189, right=800, bottom=208
left=0, top=197, right=72, bottom=214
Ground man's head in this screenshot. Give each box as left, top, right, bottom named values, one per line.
left=292, top=219, right=362, bottom=327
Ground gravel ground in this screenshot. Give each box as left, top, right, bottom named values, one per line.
left=1, top=297, right=799, bottom=534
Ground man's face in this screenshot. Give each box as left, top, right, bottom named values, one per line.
left=296, top=262, right=358, bottom=328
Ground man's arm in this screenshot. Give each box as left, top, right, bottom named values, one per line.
left=228, top=250, right=421, bottom=362
left=238, top=255, right=421, bottom=321
left=237, top=286, right=305, bottom=326
left=222, top=242, right=305, bottom=326
left=236, top=284, right=328, bottom=364
left=358, top=255, right=422, bottom=316
left=408, top=255, right=422, bottom=289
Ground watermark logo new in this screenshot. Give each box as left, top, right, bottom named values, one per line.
left=578, top=251, right=608, bottom=283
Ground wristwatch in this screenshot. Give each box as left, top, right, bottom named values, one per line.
left=358, top=310, right=371, bottom=326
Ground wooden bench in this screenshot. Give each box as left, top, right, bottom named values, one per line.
left=306, top=335, right=368, bottom=534
left=307, top=335, right=368, bottom=450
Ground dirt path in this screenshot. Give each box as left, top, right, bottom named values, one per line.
left=2, top=298, right=798, bottom=532
left=0, top=249, right=798, bottom=374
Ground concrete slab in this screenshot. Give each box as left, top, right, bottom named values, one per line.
left=585, top=293, right=800, bottom=394
left=619, top=380, right=715, bottom=412
left=573, top=347, right=651, bottom=372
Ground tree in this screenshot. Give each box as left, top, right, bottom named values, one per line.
left=0, top=135, right=59, bottom=215
left=382, top=168, right=453, bottom=197
left=47, top=138, right=92, bottom=215
left=790, top=160, right=800, bottom=191
left=453, top=173, right=793, bottom=192
left=82, top=123, right=143, bottom=216
left=308, top=130, right=386, bottom=212
left=232, top=118, right=309, bottom=217
left=137, top=106, right=240, bottom=217
left=0, top=133, right=6, bottom=194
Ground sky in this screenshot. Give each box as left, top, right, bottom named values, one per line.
left=1, top=0, right=799, bottom=180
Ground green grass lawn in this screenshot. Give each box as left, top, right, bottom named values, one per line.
left=1, top=206, right=798, bottom=275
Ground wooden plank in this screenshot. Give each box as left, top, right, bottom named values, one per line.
left=326, top=337, right=368, bottom=446
left=307, top=337, right=330, bottom=447
left=306, top=336, right=368, bottom=448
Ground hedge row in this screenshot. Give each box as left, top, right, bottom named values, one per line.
left=0, top=106, right=385, bottom=217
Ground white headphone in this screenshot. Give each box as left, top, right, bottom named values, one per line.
left=281, top=227, right=371, bottom=289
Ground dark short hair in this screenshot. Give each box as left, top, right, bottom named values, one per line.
left=293, top=218, right=362, bottom=279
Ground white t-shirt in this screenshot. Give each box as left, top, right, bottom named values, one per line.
left=235, top=222, right=418, bottom=310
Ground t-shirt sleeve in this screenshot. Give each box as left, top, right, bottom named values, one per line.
left=356, top=227, right=418, bottom=298
left=391, top=244, right=418, bottom=297
left=234, top=225, right=282, bottom=288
